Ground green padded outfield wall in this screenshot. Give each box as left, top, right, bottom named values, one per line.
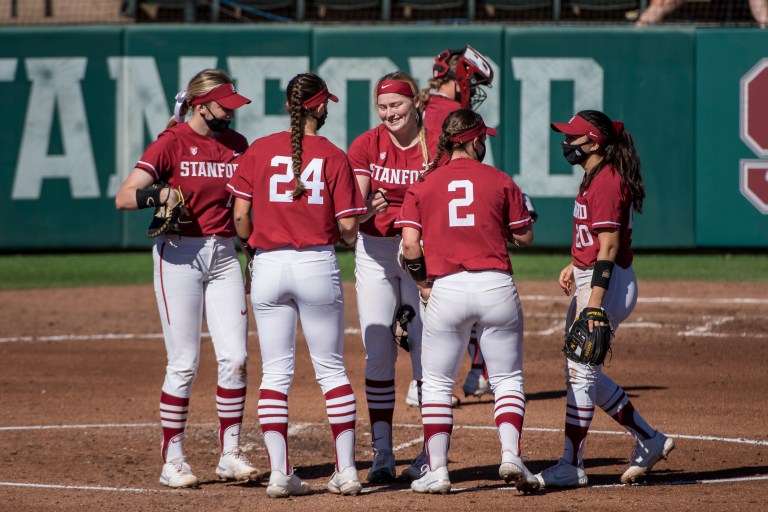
left=697, top=30, right=768, bottom=247
left=0, top=25, right=765, bottom=251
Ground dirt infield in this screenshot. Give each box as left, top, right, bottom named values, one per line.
left=1, top=280, right=766, bottom=511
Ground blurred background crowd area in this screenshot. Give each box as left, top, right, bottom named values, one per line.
left=0, top=0, right=762, bottom=26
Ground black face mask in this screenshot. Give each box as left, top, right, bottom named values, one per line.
left=562, top=142, right=590, bottom=166
left=315, top=110, right=328, bottom=130
left=203, top=107, right=230, bottom=133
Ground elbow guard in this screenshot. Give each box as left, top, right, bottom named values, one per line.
left=404, top=255, right=428, bottom=282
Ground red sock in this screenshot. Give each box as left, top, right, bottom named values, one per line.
left=160, top=392, right=188, bottom=462
left=217, top=386, right=246, bottom=452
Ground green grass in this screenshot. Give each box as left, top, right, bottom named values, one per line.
left=1, top=251, right=766, bottom=290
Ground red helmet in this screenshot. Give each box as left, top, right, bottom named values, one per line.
left=432, top=45, right=493, bottom=109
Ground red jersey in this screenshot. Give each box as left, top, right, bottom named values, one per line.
left=347, top=124, right=427, bottom=237
left=422, top=94, right=462, bottom=159
left=135, top=122, right=248, bottom=237
left=227, top=131, right=366, bottom=250
left=395, top=159, right=532, bottom=279
left=571, top=164, right=634, bottom=269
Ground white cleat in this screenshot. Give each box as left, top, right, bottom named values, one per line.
left=367, top=449, right=396, bottom=483
left=405, top=380, right=420, bottom=407
left=499, top=452, right=540, bottom=493
left=535, top=458, right=588, bottom=488
left=410, top=466, right=451, bottom=494
left=266, top=468, right=311, bottom=498
left=462, top=369, right=491, bottom=398
left=215, top=448, right=262, bottom=482
left=406, top=380, right=459, bottom=408
left=621, top=432, right=676, bottom=484
left=159, top=458, right=199, bottom=488
left=328, top=465, right=362, bottom=496
left=401, top=448, right=428, bottom=481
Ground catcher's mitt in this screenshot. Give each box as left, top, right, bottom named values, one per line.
left=147, top=184, right=188, bottom=238
left=563, top=307, right=613, bottom=366
left=391, top=304, right=416, bottom=352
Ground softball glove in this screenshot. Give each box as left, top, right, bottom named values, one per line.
left=147, top=184, right=188, bottom=238
left=563, top=307, right=613, bottom=366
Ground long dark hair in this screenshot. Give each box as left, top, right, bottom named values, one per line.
left=578, top=110, right=645, bottom=213
left=419, top=109, right=482, bottom=182
left=286, top=73, right=328, bottom=200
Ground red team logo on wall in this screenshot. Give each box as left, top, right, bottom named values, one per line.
left=740, top=59, right=768, bottom=214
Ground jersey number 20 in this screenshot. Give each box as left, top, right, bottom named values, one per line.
left=448, top=180, right=475, bottom=227
left=269, top=156, right=325, bottom=204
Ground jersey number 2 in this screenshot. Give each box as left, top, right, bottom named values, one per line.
left=448, top=180, right=475, bottom=227
left=269, top=156, right=325, bottom=204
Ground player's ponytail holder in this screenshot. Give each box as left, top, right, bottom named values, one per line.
left=173, top=90, right=188, bottom=123
left=612, top=120, right=624, bottom=135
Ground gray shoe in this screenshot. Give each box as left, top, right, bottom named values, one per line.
left=535, top=458, right=588, bottom=488
left=367, top=449, right=396, bottom=483
left=621, top=432, right=676, bottom=484
left=401, top=448, right=427, bottom=481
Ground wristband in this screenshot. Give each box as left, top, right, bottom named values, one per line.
left=239, top=237, right=255, bottom=259
left=136, top=183, right=167, bottom=209
left=591, top=260, right=615, bottom=289
left=404, top=255, right=428, bottom=282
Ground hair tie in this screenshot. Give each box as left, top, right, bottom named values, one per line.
left=174, top=90, right=187, bottom=123
left=612, top=120, right=624, bottom=135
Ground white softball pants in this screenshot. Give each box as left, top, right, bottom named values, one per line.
left=250, top=246, right=351, bottom=395
left=421, top=271, right=525, bottom=406
left=153, top=235, right=249, bottom=398
left=355, top=233, right=422, bottom=381
left=564, top=265, right=638, bottom=404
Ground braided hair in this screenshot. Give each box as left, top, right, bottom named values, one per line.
left=419, top=109, right=482, bottom=182
left=578, top=110, right=645, bottom=213
left=286, top=73, right=328, bottom=200
left=167, top=69, right=233, bottom=129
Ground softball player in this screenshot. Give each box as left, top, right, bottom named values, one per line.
left=228, top=73, right=367, bottom=498
left=115, top=69, right=260, bottom=488
left=347, top=71, right=432, bottom=484
left=535, top=111, right=676, bottom=488
left=396, top=109, right=538, bottom=494
left=417, top=45, right=496, bottom=402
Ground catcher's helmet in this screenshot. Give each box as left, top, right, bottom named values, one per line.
left=432, top=45, right=493, bottom=110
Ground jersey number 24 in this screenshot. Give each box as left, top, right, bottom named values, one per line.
left=269, top=156, right=325, bottom=204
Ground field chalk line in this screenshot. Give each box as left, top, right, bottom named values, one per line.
left=1, top=422, right=765, bottom=494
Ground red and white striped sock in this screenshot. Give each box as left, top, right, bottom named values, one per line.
left=365, top=378, right=394, bottom=451
left=597, top=380, right=654, bottom=440
left=217, top=386, right=246, bottom=453
left=258, top=389, right=289, bottom=474
left=160, top=392, right=188, bottom=463
left=494, top=390, right=526, bottom=457
left=325, top=384, right=357, bottom=471
left=422, top=402, right=453, bottom=470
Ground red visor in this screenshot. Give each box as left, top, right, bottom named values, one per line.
left=303, top=86, right=339, bottom=109
left=551, top=115, right=606, bottom=145
left=376, top=80, right=415, bottom=98
left=448, top=121, right=497, bottom=144
left=190, top=83, right=251, bottom=109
